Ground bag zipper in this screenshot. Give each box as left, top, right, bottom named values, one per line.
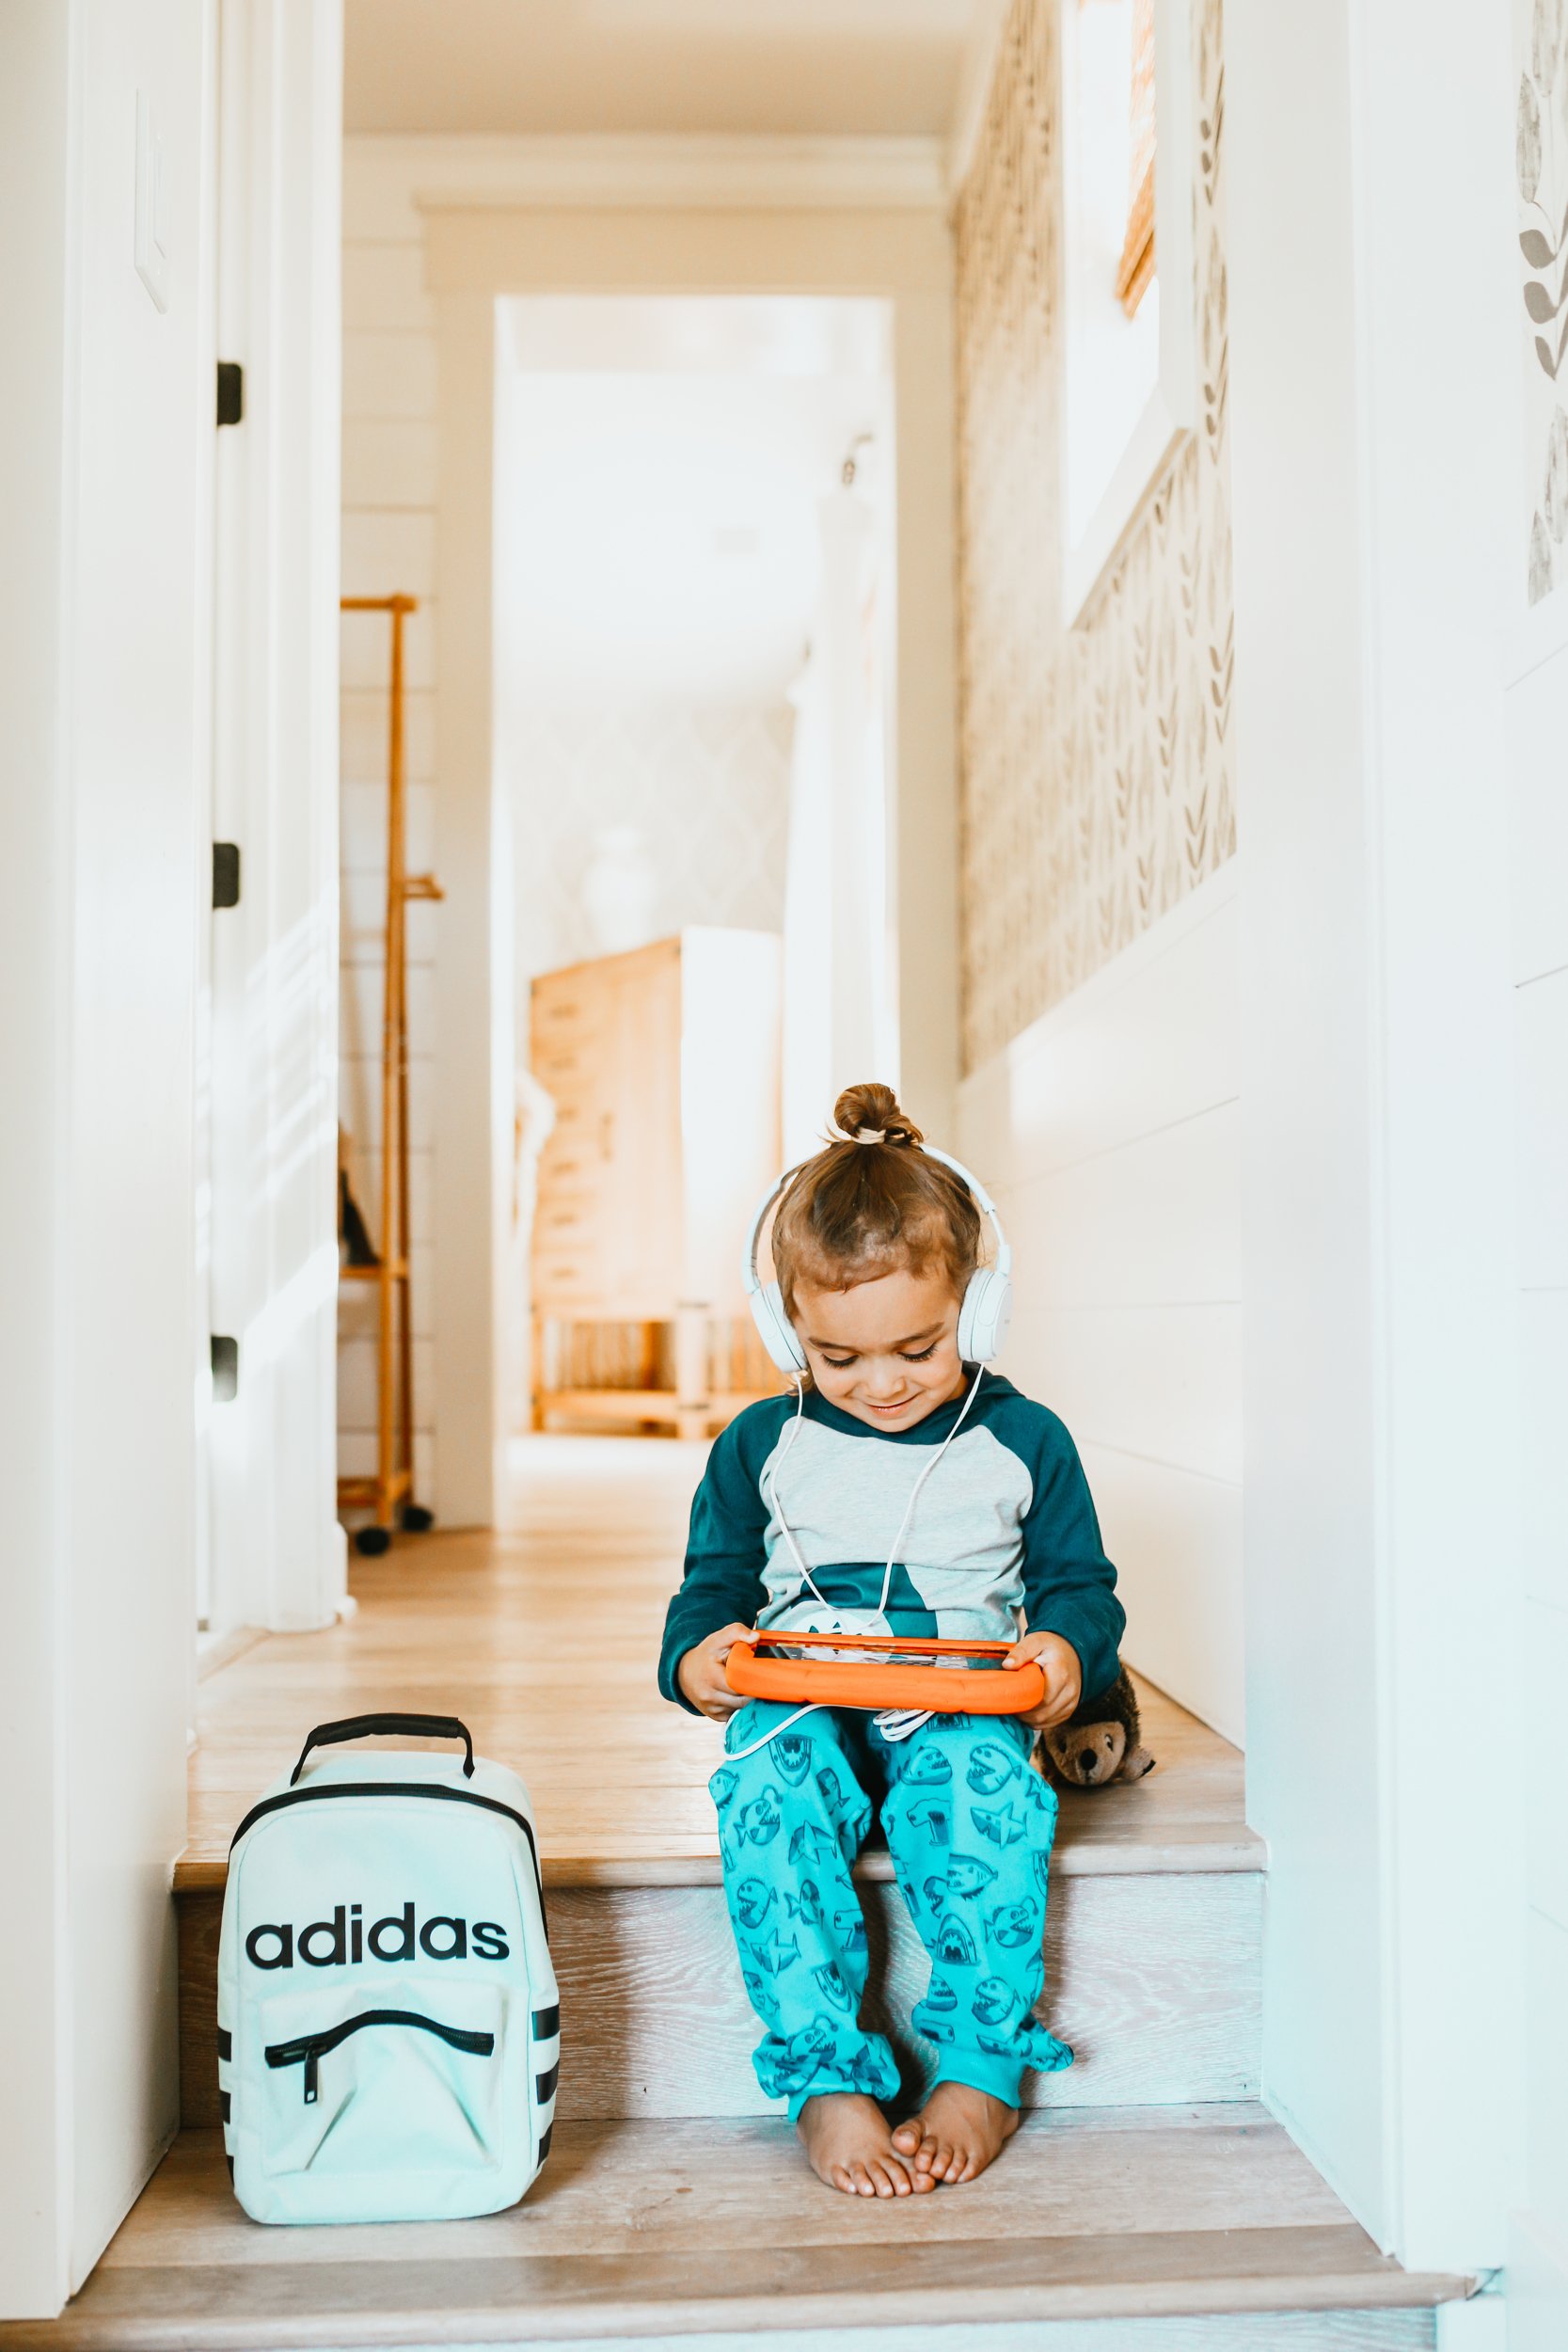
left=265, top=2010, right=497, bottom=2106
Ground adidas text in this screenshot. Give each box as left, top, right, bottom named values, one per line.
left=244, top=1903, right=511, bottom=1970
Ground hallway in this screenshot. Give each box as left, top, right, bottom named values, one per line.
left=4, top=0, right=1563, bottom=2332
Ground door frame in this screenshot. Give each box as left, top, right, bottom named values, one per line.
left=411, top=187, right=958, bottom=1528
left=203, top=0, right=346, bottom=1636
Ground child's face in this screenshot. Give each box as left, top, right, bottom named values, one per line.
left=790, top=1263, right=970, bottom=1433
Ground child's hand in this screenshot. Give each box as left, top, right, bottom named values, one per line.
left=676, top=1623, right=754, bottom=1722
left=1006, top=1630, right=1083, bottom=1729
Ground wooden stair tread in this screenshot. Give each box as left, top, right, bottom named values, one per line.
left=180, top=1438, right=1261, bottom=1894
left=4, top=2112, right=1466, bottom=2347
left=174, top=1820, right=1265, bottom=1896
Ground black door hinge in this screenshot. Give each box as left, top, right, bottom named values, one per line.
left=213, top=842, right=241, bottom=909
left=211, top=1336, right=239, bottom=1402
left=216, top=362, right=244, bottom=427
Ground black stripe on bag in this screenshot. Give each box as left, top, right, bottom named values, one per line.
left=216, top=2026, right=232, bottom=2063
left=220, top=2090, right=230, bottom=2123
left=537, top=2122, right=553, bottom=2164
left=226, top=2153, right=234, bottom=2184
left=531, top=2004, right=560, bottom=2040
left=228, top=1780, right=547, bottom=1932
left=535, top=2060, right=560, bottom=2104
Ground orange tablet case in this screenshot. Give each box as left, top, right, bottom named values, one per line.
left=724, top=1629, right=1044, bottom=1717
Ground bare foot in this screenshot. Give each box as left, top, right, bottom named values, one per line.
left=891, top=2081, right=1020, bottom=2185
left=797, top=2092, right=928, bottom=2198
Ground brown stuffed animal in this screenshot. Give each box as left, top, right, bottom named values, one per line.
left=1038, top=1665, right=1155, bottom=1788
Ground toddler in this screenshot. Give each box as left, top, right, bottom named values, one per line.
left=657, top=1083, right=1124, bottom=2198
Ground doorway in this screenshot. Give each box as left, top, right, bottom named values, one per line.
left=491, top=294, right=897, bottom=1463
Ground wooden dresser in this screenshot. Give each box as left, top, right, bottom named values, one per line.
left=529, top=930, right=784, bottom=1437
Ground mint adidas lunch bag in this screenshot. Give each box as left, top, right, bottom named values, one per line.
left=217, top=1712, right=559, bottom=2225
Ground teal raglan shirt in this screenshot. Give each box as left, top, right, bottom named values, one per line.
left=657, top=1370, right=1125, bottom=1713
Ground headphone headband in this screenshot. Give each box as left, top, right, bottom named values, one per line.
left=740, top=1139, right=1013, bottom=1375
left=919, top=1147, right=1013, bottom=1278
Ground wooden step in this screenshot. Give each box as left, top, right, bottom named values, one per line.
left=0, top=2110, right=1466, bottom=2350
left=176, top=1856, right=1259, bottom=2129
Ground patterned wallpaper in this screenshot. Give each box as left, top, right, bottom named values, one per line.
left=954, top=0, right=1236, bottom=1069
left=1517, top=0, right=1568, bottom=605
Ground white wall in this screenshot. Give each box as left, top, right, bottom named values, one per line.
left=1, top=3, right=76, bottom=2313
left=1502, top=602, right=1568, bottom=2342
left=958, top=865, right=1243, bottom=1739
left=1227, top=0, right=1524, bottom=2283
left=0, top=0, right=214, bottom=2313
left=1505, top=8, right=1568, bottom=2325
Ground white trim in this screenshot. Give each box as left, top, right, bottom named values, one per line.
left=421, top=210, right=957, bottom=1520
left=207, top=0, right=345, bottom=1634
left=195, top=1623, right=268, bottom=1681
left=343, top=132, right=948, bottom=216
left=1059, top=0, right=1198, bottom=628
left=944, top=0, right=1009, bottom=204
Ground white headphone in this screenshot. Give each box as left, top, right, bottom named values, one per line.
left=740, top=1143, right=1013, bottom=1378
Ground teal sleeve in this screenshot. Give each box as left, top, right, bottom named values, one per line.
left=1011, top=1406, right=1125, bottom=1702
left=657, top=1403, right=784, bottom=1711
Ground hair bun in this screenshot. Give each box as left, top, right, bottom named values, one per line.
left=832, top=1081, right=924, bottom=1150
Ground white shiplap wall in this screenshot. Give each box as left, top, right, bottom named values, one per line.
left=338, top=151, right=442, bottom=1506
left=1505, top=625, right=1568, bottom=2320
left=958, top=863, right=1243, bottom=1742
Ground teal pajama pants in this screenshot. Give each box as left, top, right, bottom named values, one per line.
left=710, top=1702, right=1072, bottom=2122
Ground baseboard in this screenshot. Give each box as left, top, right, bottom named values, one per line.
left=1506, top=2210, right=1568, bottom=2352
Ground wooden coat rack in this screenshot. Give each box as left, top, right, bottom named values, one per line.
left=338, top=594, right=442, bottom=1554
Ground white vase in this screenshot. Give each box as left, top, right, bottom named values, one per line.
left=580, top=824, right=657, bottom=957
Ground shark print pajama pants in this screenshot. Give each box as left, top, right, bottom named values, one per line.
left=710, top=1703, right=1072, bottom=2121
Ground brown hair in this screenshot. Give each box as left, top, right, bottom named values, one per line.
left=769, top=1082, right=982, bottom=1314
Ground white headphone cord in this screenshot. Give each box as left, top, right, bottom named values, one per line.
left=725, top=1366, right=986, bottom=1762
left=872, top=1364, right=984, bottom=1622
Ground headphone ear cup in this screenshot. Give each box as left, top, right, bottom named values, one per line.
left=750, top=1280, right=808, bottom=1377
left=958, top=1266, right=1012, bottom=1365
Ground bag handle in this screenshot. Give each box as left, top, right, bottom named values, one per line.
left=290, top=1712, right=476, bottom=1787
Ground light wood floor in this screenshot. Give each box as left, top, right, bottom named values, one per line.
left=183, top=1437, right=1260, bottom=1890
left=2, top=2110, right=1460, bottom=2347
